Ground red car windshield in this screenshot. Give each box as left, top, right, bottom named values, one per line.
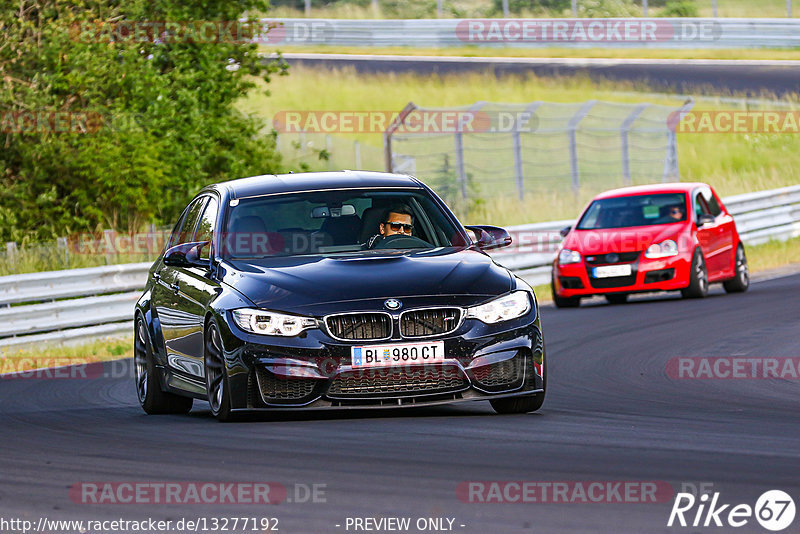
left=577, top=193, right=687, bottom=229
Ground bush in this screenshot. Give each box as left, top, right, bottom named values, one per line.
left=0, top=0, right=286, bottom=241
left=578, top=0, right=641, bottom=17
left=661, top=0, right=700, bottom=17
left=491, top=0, right=572, bottom=15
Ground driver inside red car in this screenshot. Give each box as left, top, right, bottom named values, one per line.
left=364, top=204, right=414, bottom=249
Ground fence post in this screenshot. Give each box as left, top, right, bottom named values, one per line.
left=454, top=132, right=467, bottom=201
left=437, top=0, right=443, bottom=17
left=572, top=0, right=577, bottom=16
left=712, top=0, right=717, bottom=17
left=663, top=98, right=694, bottom=182
left=511, top=101, right=543, bottom=201
left=325, top=134, right=333, bottom=170
left=453, top=102, right=487, bottom=202
left=642, top=0, right=648, bottom=17
left=567, top=100, right=597, bottom=195
left=620, top=103, right=649, bottom=186
left=354, top=140, right=362, bottom=169
left=305, top=0, right=311, bottom=16
left=789, top=0, right=793, bottom=17
left=383, top=102, right=418, bottom=172
left=502, top=0, right=510, bottom=17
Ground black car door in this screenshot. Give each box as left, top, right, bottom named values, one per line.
left=153, top=195, right=221, bottom=382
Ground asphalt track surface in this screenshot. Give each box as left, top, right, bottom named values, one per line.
left=279, top=53, right=800, bottom=97
left=2, top=273, right=799, bottom=533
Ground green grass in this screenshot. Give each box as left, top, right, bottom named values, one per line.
left=272, top=45, right=800, bottom=61
left=0, top=336, right=131, bottom=372
left=243, top=66, right=800, bottom=225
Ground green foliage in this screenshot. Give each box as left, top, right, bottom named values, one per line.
left=661, top=1, right=700, bottom=17
left=0, top=0, right=286, bottom=241
left=578, top=0, right=641, bottom=17
left=490, top=0, right=571, bottom=15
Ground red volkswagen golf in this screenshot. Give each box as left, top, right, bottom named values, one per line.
left=551, top=183, right=749, bottom=307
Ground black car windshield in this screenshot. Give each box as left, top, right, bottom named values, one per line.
left=576, top=193, right=688, bottom=230
left=221, top=189, right=465, bottom=259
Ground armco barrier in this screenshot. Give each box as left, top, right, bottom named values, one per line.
left=0, top=185, right=797, bottom=350
left=259, top=18, right=800, bottom=49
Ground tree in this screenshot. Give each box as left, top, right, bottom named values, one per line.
left=0, top=0, right=286, bottom=240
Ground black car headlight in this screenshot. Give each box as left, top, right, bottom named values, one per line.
left=232, top=308, right=317, bottom=336
left=466, top=291, right=532, bottom=324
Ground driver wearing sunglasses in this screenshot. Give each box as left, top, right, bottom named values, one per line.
left=364, top=204, right=414, bottom=249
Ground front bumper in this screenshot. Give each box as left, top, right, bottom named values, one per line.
left=219, top=312, right=545, bottom=410
left=553, top=251, right=693, bottom=298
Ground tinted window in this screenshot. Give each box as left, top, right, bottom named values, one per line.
left=694, top=191, right=711, bottom=221
left=222, top=189, right=463, bottom=259
left=175, top=197, right=208, bottom=246
left=701, top=188, right=722, bottom=217
left=195, top=196, right=219, bottom=260
left=577, top=193, right=688, bottom=229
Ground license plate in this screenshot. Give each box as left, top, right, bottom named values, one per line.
left=592, top=264, right=632, bottom=278
left=351, top=341, right=445, bottom=369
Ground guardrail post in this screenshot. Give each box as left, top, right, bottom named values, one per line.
left=620, top=103, right=649, bottom=186
left=567, top=100, right=597, bottom=195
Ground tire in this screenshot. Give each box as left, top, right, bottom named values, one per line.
left=723, top=244, right=749, bottom=293
left=605, top=293, right=628, bottom=305
left=681, top=249, right=709, bottom=299
left=551, top=274, right=581, bottom=308
left=205, top=321, right=235, bottom=422
left=491, top=354, right=546, bottom=414
left=134, top=316, right=193, bottom=415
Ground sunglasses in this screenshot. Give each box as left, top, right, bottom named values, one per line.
left=670, top=208, right=683, bottom=214
left=384, top=221, right=413, bottom=233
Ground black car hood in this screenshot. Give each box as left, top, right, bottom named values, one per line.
left=221, top=248, right=513, bottom=312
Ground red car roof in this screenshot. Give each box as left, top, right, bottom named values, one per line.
left=592, top=182, right=710, bottom=200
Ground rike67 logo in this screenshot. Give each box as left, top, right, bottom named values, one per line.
left=668, top=490, right=796, bottom=531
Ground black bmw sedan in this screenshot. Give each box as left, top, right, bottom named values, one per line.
left=134, top=171, right=546, bottom=420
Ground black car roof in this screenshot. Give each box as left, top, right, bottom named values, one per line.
left=215, top=171, right=422, bottom=200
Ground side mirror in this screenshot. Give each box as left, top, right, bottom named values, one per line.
left=559, top=226, right=572, bottom=238
left=164, top=241, right=210, bottom=268
left=697, top=214, right=715, bottom=226
left=465, top=225, right=513, bottom=250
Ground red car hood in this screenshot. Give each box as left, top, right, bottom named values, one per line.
left=564, top=223, right=688, bottom=254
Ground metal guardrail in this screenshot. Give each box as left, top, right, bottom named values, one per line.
left=263, top=18, right=800, bottom=49
left=0, top=185, right=797, bottom=350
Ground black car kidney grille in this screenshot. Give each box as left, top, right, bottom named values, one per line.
left=327, top=365, right=468, bottom=398
left=400, top=308, right=462, bottom=338
left=254, top=366, right=317, bottom=403
left=325, top=313, right=391, bottom=340
left=472, top=354, right=525, bottom=391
